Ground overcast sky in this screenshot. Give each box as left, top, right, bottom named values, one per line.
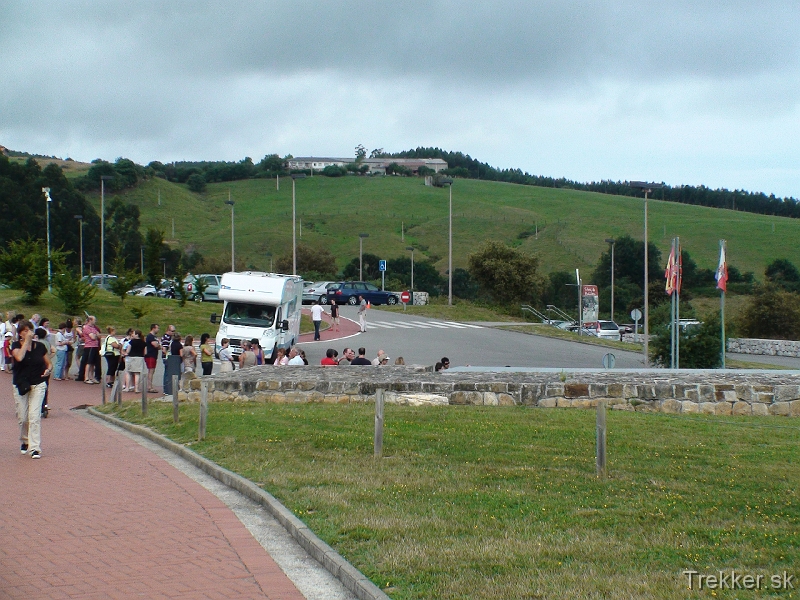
left=2, top=1, right=798, bottom=197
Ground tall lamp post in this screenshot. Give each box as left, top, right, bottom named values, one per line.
left=291, top=173, right=306, bottom=275
left=100, top=175, right=114, bottom=282
left=43, top=188, right=52, bottom=291
left=439, top=177, right=454, bottom=305
left=140, top=245, right=145, bottom=277
left=605, top=238, right=615, bottom=322
left=359, top=233, right=369, bottom=280
left=630, top=181, right=662, bottom=367
left=224, top=196, right=235, bottom=272
left=407, top=246, right=415, bottom=290
left=74, top=215, right=84, bottom=279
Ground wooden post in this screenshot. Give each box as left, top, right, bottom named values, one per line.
left=596, top=401, right=607, bottom=479
left=141, top=363, right=148, bottom=416
left=199, top=380, right=208, bottom=441
left=374, top=388, right=384, bottom=458
left=172, top=375, right=179, bottom=424
left=115, top=375, right=122, bottom=406
left=101, top=358, right=106, bottom=405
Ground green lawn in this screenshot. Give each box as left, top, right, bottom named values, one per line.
left=80, top=175, right=800, bottom=279
left=98, top=402, right=800, bottom=599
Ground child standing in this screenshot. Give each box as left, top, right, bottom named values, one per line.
left=53, top=323, right=69, bottom=380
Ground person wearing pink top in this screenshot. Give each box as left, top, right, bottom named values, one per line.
left=79, top=315, right=102, bottom=384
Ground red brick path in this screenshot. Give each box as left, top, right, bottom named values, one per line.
left=0, top=376, right=304, bottom=599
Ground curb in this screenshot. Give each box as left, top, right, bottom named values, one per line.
left=87, top=408, right=390, bottom=600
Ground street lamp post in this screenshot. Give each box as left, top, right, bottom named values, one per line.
left=439, top=177, right=454, bottom=306
left=75, top=215, right=84, bottom=279
left=291, top=174, right=306, bottom=276
left=630, top=181, right=662, bottom=367
left=359, top=233, right=369, bottom=280
left=100, top=175, right=114, bottom=282
left=605, top=238, right=615, bottom=322
left=407, top=246, right=415, bottom=290
left=224, top=196, right=235, bottom=272
left=43, top=188, right=52, bottom=291
left=140, top=245, right=145, bottom=277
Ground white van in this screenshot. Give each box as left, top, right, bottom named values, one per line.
left=211, top=271, right=303, bottom=362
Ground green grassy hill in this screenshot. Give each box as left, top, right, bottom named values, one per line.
left=83, top=175, right=800, bottom=278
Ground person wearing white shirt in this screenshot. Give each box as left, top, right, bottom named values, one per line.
left=287, top=347, right=305, bottom=365
left=310, top=301, right=324, bottom=341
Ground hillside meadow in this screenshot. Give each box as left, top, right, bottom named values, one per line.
left=76, top=174, right=800, bottom=280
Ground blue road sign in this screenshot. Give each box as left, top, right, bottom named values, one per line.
left=379, top=260, right=387, bottom=272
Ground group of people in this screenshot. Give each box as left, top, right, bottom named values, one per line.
left=318, top=347, right=405, bottom=366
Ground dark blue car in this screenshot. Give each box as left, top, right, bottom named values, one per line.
left=326, top=281, right=398, bottom=306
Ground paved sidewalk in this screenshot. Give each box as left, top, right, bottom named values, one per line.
left=297, top=310, right=361, bottom=346
left=0, top=376, right=305, bottom=599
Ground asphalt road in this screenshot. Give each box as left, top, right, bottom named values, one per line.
left=298, top=306, right=647, bottom=369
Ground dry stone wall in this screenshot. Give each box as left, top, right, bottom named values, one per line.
left=178, top=367, right=800, bottom=417
left=727, top=338, right=800, bottom=357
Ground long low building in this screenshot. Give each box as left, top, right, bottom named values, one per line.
left=286, top=156, right=448, bottom=175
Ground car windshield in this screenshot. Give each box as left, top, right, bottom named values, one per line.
left=599, top=322, right=618, bottom=330
left=223, top=302, right=277, bottom=327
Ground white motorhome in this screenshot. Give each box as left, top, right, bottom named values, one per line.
left=211, top=271, right=303, bottom=361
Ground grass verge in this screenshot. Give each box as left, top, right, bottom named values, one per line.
left=97, top=402, right=800, bottom=599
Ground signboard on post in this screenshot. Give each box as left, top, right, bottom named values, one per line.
left=379, top=259, right=386, bottom=290
left=401, top=290, right=411, bottom=311
left=582, top=285, right=599, bottom=324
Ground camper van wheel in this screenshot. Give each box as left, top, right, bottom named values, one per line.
left=347, top=296, right=358, bottom=305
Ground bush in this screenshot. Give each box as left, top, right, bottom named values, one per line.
left=738, top=284, right=800, bottom=340
left=0, top=238, right=58, bottom=304
left=53, top=271, right=96, bottom=314
left=651, top=312, right=725, bottom=368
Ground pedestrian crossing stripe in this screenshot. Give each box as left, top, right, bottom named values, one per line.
left=368, top=321, right=483, bottom=330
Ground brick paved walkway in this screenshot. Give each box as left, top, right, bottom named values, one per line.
left=0, top=375, right=305, bottom=599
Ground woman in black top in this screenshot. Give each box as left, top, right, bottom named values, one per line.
left=124, top=330, right=146, bottom=392
left=12, top=320, right=51, bottom=459
left=164, top=334, right=183, bottom=395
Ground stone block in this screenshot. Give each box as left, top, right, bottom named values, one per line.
left=751, top=403, right=769, bottom=416
left=279, top=381, right=296, bottom=391
left=769, top=402, right=792, bottom=416
left=314, top=381, right=330, bottom=393
left=774, top=385, right=800, bottom=402
left=654, top=384, right=674, bottom=400
left=450, top=391, right=468, bottom=405
left=306, top=391, right=325, bottom=403
left=606, top=383, right=624, bottom=397
left=495, top=393, right=514, bottom=406
left=189, top=378, right=202, bottom=390
left=661, top=399, right=682, bottom=414
left=490, top=382, right=508, bottom=394
left=269, top=392, right=286, bottom=403
left=791, top=400, right=800, bottom=417
left=637, top=385, right=656, bottom=400
left=622, top=384, right=639, bottom=399
left=538, top=397, right=557, bottom=408
left=698, top=385, right=715, bottom=402
left=611, top=402, right=634, bottom=411
left=545, top=383, right=564, bottom=397
left=681, top=401, right=699, bottom=413
left=715, top=390, right=737, bottom=402
left=714, top=402, right=732, bottom=415
left=715, top=384, right=735, bottom=392
left=589, top=384, right=607, bottom=398
left=556, top=397, right=572, bottom=408
left=673, top=384, right=693, bottom=399
left=684, top=388, right=699, bottom=402
left=732, top=401, right=751, bottom=416
left=564, top=383, right=589, bottom=398
left=699, top=402, right=717, bottom=415
left=255, top=380, right=269, bottom=391
left=572, top=399, right=597, bottom=409
left=386, top=392, right=448, bottom=406
left=483, top=392, right=499, bottom=406
left=520, top=384, right=542, bottom=405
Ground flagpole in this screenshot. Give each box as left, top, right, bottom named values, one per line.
left=676, top=238, right=681, bottom=369
left=720, top=240, right=726, bottom=369
left=670, top=238, right=676, bottom=369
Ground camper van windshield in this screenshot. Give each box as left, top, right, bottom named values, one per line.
left=223, top=302, right=277, bottom=327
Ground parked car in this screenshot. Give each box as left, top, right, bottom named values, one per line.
left=183, top=274, right=222, bottom=302
left=81, top=274, right=118, bottom=290
left=326, top=281, right=399, bottom=306
left=583, top=320, right=621, bottom=341
left=128, top=280, right=176, bottom=299
left=302, top=281, right=337, bottom=304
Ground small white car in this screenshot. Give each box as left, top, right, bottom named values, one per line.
left=584, top=320, right=621, bottom=341
left=302, top=281, right=336, bottom=304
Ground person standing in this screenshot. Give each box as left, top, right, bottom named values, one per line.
left=53, top=323, right=69, bottom=380
left=12, top=320, right=51, bottom=459
left=321, top=348, right=338, bottom=366
left=329, top=299, right=340, bottom=332
left=287, top=347, right=305, bottom=365
left=124, top=330, right=146, bottom=393
left=161, top=324, right=176, bottom=393
left=182, top=335, right=197, bottom=374
left=199, top=333, right=215, bottom=376
left=351, top=347, right=372, bottom=365
left=79, top=315, right=101, bottom=384
left=164, top=333, right=183, bottom=395
left=251, top=339, right=264, bottom=365
left=102, top=326, right=121, bottom=388
left=218, top=339, right=235, bottom=372
left=357, top=295, right=368, bottom=332
left=338, top=347, right=355, bottom=365
left=239, top=341, right=257, bottom=369
left=311, top=300, right=324, bottom=341
left=144, top=324, right=160, bottom=393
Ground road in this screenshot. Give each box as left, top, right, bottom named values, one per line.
left=297, top=306, right=646, bottom=369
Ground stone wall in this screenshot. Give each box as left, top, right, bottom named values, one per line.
left=727, top=338, right=800, bottom=357
left=178, top=367, right=800, bottom=417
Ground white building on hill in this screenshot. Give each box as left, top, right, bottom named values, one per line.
left=286, top=156, right=449, bottom=175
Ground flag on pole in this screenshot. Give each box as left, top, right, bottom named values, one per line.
left=676, top=243, right=683, bottom=294
left=665, top=243, right=676, bottom=295
left=715, top=241, right=728, bottom=292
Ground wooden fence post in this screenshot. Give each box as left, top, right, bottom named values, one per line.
left=141, top=363, right=148, bottom=416
left=199, top=380, right=208, bottom=441
left=172, top=375, right=179, bottom=424
left=596, top=400, right=607, bottom=479
left=374, top=388, right=384, bottom=458
left=101, top=359, right=106, bottom=405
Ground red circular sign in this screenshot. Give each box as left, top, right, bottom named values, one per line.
left=400, top=290, right=411, bottom=303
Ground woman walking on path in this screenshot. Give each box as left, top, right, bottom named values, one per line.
left=199, top=333, right=214, bottom=376
left=11, top=320, right=51, bottom=459
left=330, top=300, right=340, bottom=332
left=164, top=334, right=183, bottom=395
left=182, top=335, right=197, bottom=374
